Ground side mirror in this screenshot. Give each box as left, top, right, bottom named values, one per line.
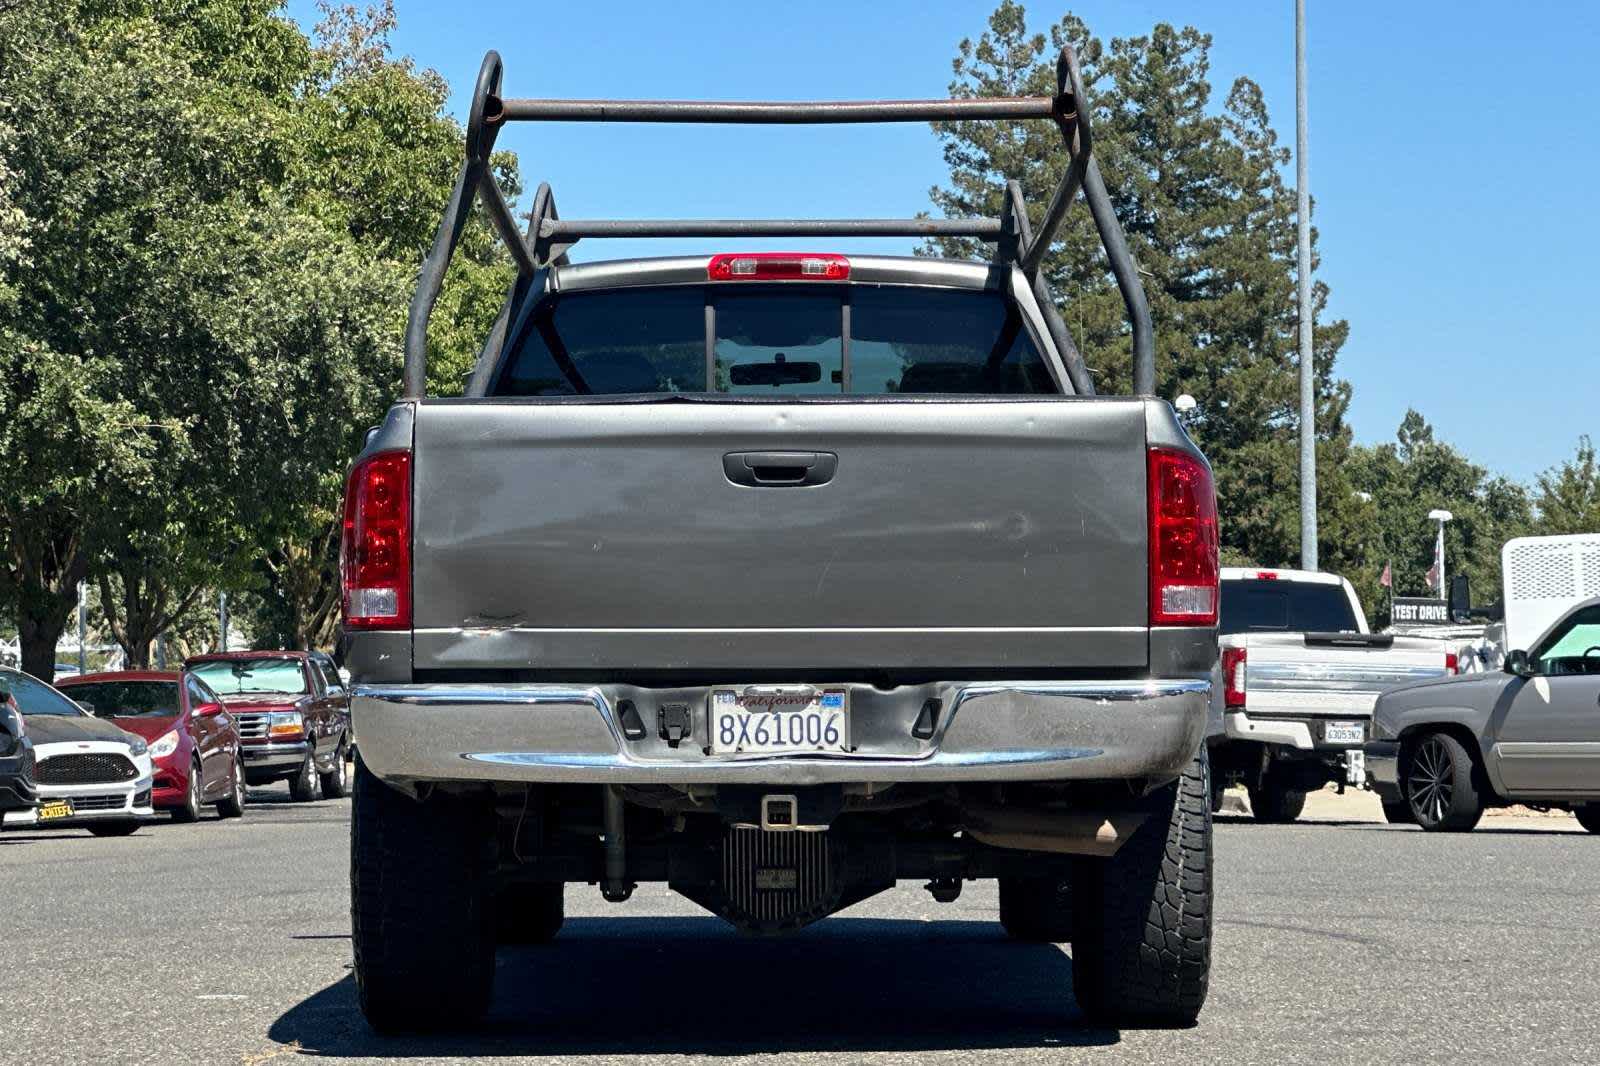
left=196, top=702, right=225, bottom=717
left=1449, top=574, right=1472, bottom=621
left=1504, top=649, right=1534, bottom=678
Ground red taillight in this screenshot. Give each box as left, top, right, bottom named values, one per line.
left=1222, top=647, right=1247, bottom=708
left=1148, top=447, right=1220, bottom=626
left=341, top=450, right=412, bottom=630
left=1445, top=651, right=1459, bottom=675
left=1255, top=570, right=1279, bottom=580
left=707, top=252, right=850, bottom=281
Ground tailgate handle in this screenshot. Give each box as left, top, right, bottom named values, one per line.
left=723, top=451, right=837, bottom=487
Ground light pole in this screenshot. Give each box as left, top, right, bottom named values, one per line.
left=1295, top=0, right=1317, bottom=571
left=1427, top=509, right=1453, bottom=597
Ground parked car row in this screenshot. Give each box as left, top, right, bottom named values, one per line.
left=0, top=650, right=350, bottom=836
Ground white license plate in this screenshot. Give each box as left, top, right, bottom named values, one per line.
left=1325, top=721, right=1364, bottom=745
left=709, top=687, right=849, bottom=755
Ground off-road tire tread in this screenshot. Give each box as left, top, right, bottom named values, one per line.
left=999, top=877, right=1073, bottom=943
left=351, top=756, right=493, bottom=1032
left=1071, top=749, right=1212, bottom=1026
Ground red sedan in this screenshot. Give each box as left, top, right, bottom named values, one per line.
left=57, top=671, right=245, bottom=822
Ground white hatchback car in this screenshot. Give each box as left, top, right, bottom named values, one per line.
left=0, top=667, right=154, bottom=836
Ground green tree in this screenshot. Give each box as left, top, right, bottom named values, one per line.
left=1, top=0, right=519, bottom=673
left=1347, top=410, right=1531, bottom=623
left=1531, top=437, right=1600, bottom=535
left=925, top=3, right=1362, bottom=579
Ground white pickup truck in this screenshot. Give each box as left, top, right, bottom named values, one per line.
left=1209, top=568, right=1456, bottom=821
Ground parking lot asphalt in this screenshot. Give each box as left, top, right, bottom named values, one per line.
left=2, top=787, right=1595, bottom=1066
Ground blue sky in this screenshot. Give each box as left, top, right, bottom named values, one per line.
left=285, top=0, right=1598, bottom=484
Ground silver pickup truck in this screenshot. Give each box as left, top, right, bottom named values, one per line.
left=341, top=47, right=1219, bottom=1033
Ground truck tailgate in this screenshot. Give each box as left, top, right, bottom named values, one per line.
left=410, top=398, right=1150, bottom=673
left=1239, top=633, right=1450, bottom=717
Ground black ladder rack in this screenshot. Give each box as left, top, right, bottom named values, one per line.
left=403, top=45, right=1153, bottom=400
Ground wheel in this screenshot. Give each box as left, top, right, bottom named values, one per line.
left=288, top=748, right=322, bottom=802
left=999, top=877, right=1073, bottom=943
left=170, top=761, right=202, bottom=823
left=1403, top=732, right=1484, bottom=832
left=319, top=740, right=350, bottom=799
left=352, top=755, right=494, bottom=1033
left=494, top=882, right=564, bottom=944
left=89, top=820, right=141, bottom=837
left=1574, top=806, right=1600, bottom=834
left=1071, top=747, right=1212, bottom=1026
left=216, top=756, right=246, bottom=819
left=1247, top=780, right=1306, bottom=824
left=1381, top=800, right=1415, bottom=825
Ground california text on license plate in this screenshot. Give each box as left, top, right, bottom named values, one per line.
left=1325, top=721, right=1364, bottom=745
left=36, top=800, right=73, bottom=821
left=710, top=687, right=849, bottom=755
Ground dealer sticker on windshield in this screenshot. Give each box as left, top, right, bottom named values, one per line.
left=709, top=686, right=850, bottom=756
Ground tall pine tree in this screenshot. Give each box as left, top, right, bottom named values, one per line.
left=925, top=3, right=1365, bottom=580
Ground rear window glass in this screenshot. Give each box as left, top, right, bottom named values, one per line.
left=850, top=287, right=1053, bottom=394
left=1220, top=580, right=1360, bottom=636
left=493, top=285, right=1054, bottom=397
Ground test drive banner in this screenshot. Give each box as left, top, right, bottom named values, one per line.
left=1391, top=597, right=1450, bottom=625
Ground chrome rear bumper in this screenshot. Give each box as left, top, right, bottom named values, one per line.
left=352, top=679, right=1209, bottom=786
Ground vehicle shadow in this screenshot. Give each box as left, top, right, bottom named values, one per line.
left=1344, top=823, right=1583, bottom=837
left=269, top=916, right=1117, bottom=1057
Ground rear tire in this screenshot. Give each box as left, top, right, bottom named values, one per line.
left=1381, top=800, right=1415, bottom=825
left=999, top=877, right=1073, bottom=943
left=1070, top=748, right=1212, bottom=1026
left=88, top=820, right=141, bottom=837
left=1403, top=732, right=1484, bottom=832
left=288, top=748, right=321, bottom=803
left=216, top=757, right=245, bottom=819
left=1574, top=806, right=1600, bottom=834
left=318, top=740, right=350, bottom=799
left=352, top=756, right=494, bottom=1033
left=1247, top=780, right=1306, bottom=824
left=494, top=882, right=564, bottom=944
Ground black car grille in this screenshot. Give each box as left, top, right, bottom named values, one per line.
left=234, top=712, right=270, bottom=740
left=35, top=752, right=138, bottom=785
left=71, top=794, right=127, bottom=812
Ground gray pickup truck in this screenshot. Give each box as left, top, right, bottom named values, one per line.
left=342, top=48, right=1220, bottom=1033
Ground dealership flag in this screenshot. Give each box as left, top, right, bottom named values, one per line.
left=1379, top=561, right=1392, bottom=588
left=1425, top=558, right=1440, bottom=593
